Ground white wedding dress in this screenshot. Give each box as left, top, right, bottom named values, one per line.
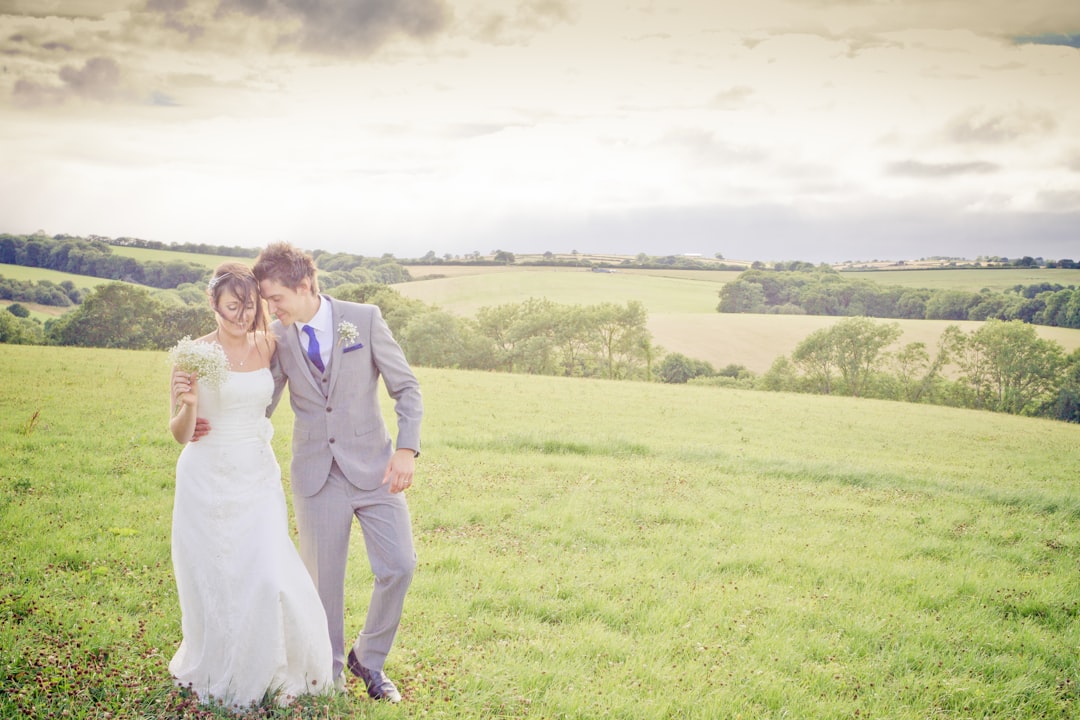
left=169, top=368, right=333, bottom=711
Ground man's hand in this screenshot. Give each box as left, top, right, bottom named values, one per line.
left=191, top=417, right=211, bottom=442
left=382, top=448, right=416, bottom=493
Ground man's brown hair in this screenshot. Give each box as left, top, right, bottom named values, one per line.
left=252, top=242, right=319, bottom=294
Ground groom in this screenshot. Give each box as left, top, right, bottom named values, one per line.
left=254, top=242, right=422, bottom=702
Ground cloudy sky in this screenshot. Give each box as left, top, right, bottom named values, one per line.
left=2, top=1, right=1079, bottom=263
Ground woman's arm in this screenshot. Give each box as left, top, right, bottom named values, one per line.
left=169, top=367, right=198, bottom=444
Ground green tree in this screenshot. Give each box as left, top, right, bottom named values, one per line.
left=154, top=305, right=214, bottom=348
left=1046, top=348, right=1080, bottom=422
left=889, top=327, right=957, bottom=403
left=717, top=280, right=766, bottom=313
left=49, top=282, right=162, bottom=349
left=0, top=310, right=40, bottom=344
left=587, top=301, right=651, bottom=380
left=474, top=298, right=562, bottom=374
left=791, top=327, right=838, bottom=394
left=658, top=353, right=716, bottom=384
left=828, top=317, right=901, bottom=397
left=759, top=355, right=800, bottom=392
left=925, top=290, right=979, bottom=320
left=400, top=310, right=494, bottom=370
left=947, top=319, right=1065, bottom=414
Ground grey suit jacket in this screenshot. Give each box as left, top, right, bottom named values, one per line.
left=268, top=296, right=422, bottom=497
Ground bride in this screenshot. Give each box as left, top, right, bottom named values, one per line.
left=168, top=263, right=333, bottom=711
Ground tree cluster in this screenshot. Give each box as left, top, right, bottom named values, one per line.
left=46, top=283, right=214, bottom=350
left=329, top=285, right=656, bottom=380
left=718, top=267, right=1080, bottom=328
left=1, top=234, right=208, bottom=289
left=755, top=317, right=1079, bottom=422
left=0, top=276, right=83, bottom=306
left=103, top=235, right=257, bottom=258
left=311, top=251, right=412, bottom=288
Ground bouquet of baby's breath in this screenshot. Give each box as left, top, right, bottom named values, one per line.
left=168, top=336, right=229, bottom=388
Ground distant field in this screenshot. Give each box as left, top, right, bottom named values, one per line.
left=399, top=266, right=1080, bottom=373
left=841, top=267, right=1080, bottom=291
left=0, top=263, right=110, bottom=289
left=406, top=265, right=743, bottom=284
left=395, top=269, right=730, bottom=314
left=649, top=313, right=1080, bottom=374
left=108, top=245, right=249, bottom=269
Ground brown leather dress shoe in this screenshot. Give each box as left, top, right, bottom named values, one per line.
left=347, top=648, right=402, bottom=703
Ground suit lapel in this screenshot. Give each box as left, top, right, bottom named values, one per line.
left=326, top=297, right=344, bottom=399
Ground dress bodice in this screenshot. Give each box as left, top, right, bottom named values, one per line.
left=196, top=368, right=274, bottom=445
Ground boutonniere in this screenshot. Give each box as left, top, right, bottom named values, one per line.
left=337, top=320, right=363, bottom=352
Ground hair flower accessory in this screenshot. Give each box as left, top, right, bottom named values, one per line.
left=168, top=336, right=229, bottom=389
left=337, top=320, right=360, bottom=347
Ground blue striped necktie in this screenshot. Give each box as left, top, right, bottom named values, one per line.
left=301, top=325, right=325, bottom=372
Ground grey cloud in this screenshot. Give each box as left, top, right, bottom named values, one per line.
left=945, top=108, right=1056, bottom=145
left=886, top=160, right=1000, bottom=178
left=470, top=201, right=1080, bottom=264
left=13, top=55, right=126, bottom=105
left=213, top=0, right=451, bottom=54
left=146, top=0, right=189, bottom=11
left=1013, top=33, right=1080, bottom=49
left=0, top=1, right=128, bottom=18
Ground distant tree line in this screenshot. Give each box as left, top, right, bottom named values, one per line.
left=718, top=267, right=1080, bottom=328
left=1, top=234, right=209, bottom=290
left=402, top=249, right=745, bottom=272
left=5, top=279, right=656, bottom=382
left=5, top=279, right=1079, bottom=424
left=0, top=233, right=414, bottom=305
left=102, top=235, right=258, bottom=258
left=1, top=277, right=84, bottom=306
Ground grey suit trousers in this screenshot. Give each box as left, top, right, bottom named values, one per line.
left=293, top=460, right=417, bottom=679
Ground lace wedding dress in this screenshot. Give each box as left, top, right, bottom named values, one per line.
left=169, top=368, right=333, bottom=710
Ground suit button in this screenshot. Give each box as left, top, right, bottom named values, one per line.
left=329, top=438, right=335, bottom=444
left=326, top=407, right=332, bottom=412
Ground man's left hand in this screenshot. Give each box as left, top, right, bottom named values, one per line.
left=382, top=448, right=416, bottom=493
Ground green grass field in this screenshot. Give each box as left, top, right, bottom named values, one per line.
left=107, top=245, right=248, bottom=269
left=0, top=262, right=110, bottom=289
left=2, top=344, right=1078, bottom=718
left=394, top=268, right=732, bottom=315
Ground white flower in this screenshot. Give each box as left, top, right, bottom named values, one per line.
left=168, top=336, right=229, bottom=388
left=337, top=320, right=360, bottom=347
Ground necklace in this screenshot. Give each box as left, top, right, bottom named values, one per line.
left=216, top=330, right=247, bottom=369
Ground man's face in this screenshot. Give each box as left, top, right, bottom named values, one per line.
left=259, top=278, right=315, bottom=326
